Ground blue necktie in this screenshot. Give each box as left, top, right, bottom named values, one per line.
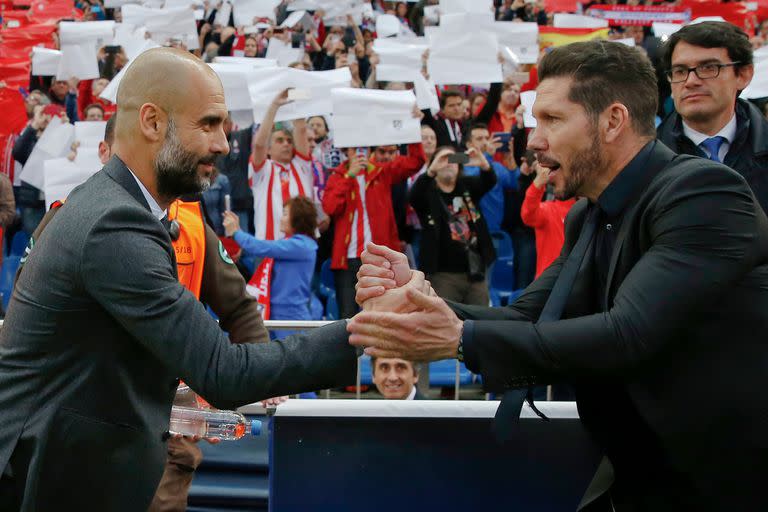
left=700, top=136, right=726, bottom=163
left=494, top=205, right=600, bottom=442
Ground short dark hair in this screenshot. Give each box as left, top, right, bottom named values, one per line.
left=104, top=113, right=116, bottom=146
left=439, top=90, right=465, bottom=109
left=285, top=196, right=317, bottom=239
left=538, top=40, right=658, bottom=137
left=370, top=356, right=418, bottom=376
left=662, top=21, right=753, bottom=73
left=469, top=122, right=489, bottom=139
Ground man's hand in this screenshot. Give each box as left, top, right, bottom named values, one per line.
left=355, top=242, right=412, bottom=305
left=467, top=147, right=490, bottom=170
left=260, top=396, right=288, bottom=408
left=345, top=153, right=367, bottom=178
left=533, top=162, right=549, bottom=189
left=347, top=287, right=463, bottom=362
left=271, top=88, right=294, bottom=109
left=362, top=269, right=436, bottom=313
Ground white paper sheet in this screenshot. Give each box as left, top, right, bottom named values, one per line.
left=163, top=0, right=202, bottom=9
left=376, top=14, right=401, bottom=38
left=423, top=5, right=440, bottom=24
left=373, top=38, right=426, bottom=82
left=43, top=149, right=102, bottom=208
left=208, top=63, right=258, bottom=110
left=280, top=9, right=313, bottom=31
left=232, top=0, right=280, bottom=26
left=413, top=72, right=439, bottom=116
left=59, top=21, right=116, bottom=46
left=741, top=59, right=768, bottom=99
left=428, top=31, right=502, bottom=85
left=112, top=23, right=149, bottom=60
left=250, top=67, right=351, bottom=123
left=438, top=12, right=494, bottom=33
left=19, top=117, right=76, bottom=190
left=322, top=0, right=367, bottom=27
left=75, top=121, right=108, bottom=147
left=104, top=0, right=137, bottom=7
left=212, top=56, right=278, bottom=67
left=651, top=22, right=682, bottom=39
left=145, top=6, right=200, bottom=50
left=265, top=38, right=304, bottom=67
left=31, top=47, right=62, bottom=76
left=214, top=1, right=232, bottom=25
left=554, top=13, right=608, bottom=29
left=56, top=43, right=100, bottom=80
left=330, top=88, right=421, bottom=148
left=439, top=0, right=492, bottom=14
left=520, top=90, right=536, bottom=128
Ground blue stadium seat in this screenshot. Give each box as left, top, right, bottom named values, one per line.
left=359, top=355, right=373, bottom=385
left=10, top=231, right=29, bottom=257
left=0, top=256, right=21, bottom=309
left=318, top=259, right=335, bottom=299
left=429, top=359, right=473, bottom=386
left=309, top=293, right=324, bottom=320
left=490, top=231, right=513, bottom=260
left=325, top=292, right=339, bottom=320
left=489, top=257, right=517, bottom=307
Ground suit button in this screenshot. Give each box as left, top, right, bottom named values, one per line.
left=606, top=223, right=613, bottom=231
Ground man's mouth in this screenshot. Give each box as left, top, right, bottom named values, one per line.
left=539, top=160, right=561, bottom=176
left=682, top=92, right=709, bottom=102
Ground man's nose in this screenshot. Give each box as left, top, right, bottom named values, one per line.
left=527, top=127, right=546, bottom=151
left=211, top=126, right=230, bottom=155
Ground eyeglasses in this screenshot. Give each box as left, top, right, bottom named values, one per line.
left=665, top=62, right=741, bottom=84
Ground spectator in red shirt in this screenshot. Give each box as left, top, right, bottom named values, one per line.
left=520, top=162, right=576, bottom=278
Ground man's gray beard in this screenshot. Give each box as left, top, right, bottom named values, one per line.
left=154, top=119, right=211, bottom=199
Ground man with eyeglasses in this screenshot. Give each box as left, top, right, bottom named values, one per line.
left=658, top=21, right=768, bottom=213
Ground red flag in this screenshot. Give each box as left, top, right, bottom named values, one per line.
left=680, top=0, right=750, bottom=31
left=543, top=0, right=578, bottom=13
left=587, top=4, right=691, bottom=26
left=0, top=58, right=30, bottom=89
left=28, top=0, right=79, bottom=23
left=0, top=23, right=57, bottom=59
left=0, top=88, right=29, bottom=136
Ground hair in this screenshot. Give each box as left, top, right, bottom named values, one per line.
left=439, top=90, right=465, bottom=109
left=370, top=356, right=418, bottom=376
left=104, top=113, right=117, bottom=145
left=538, top=40, right=658, bottom=137
left=662, top=21, right=753, bottom=73
left=308, top=115, right=329, bottom=131
left=469, top=122, right=489, bottom=140
left=285, top=196, right=317, bottom=239
left=271, top=127, right=293, bottom=141
left=84, top=103, right=105, bottom=116
left=429, top=145, right=457, bottom=167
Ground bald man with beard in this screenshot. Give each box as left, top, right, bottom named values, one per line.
left=0, top=48, right=358, bottom=511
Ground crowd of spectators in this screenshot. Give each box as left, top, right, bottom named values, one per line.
left=0, top=0, right=767, bottom=341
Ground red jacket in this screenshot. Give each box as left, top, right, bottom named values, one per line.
left=520, top=183, right=575, bottom=277
left=322, top=144, right=425, bottom=270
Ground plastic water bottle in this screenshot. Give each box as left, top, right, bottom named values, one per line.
left=169, top=405, right=262, bottom=440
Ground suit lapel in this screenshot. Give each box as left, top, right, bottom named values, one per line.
left=603, top=142, right=677, bottom=308
left=103, top=156, right=153, bottom=213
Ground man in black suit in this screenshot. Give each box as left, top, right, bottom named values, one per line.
left=657, top=21, right=768, bottom=214
left=0, top=48, right=358, bottom=511
left=350, top=40, right=768, bottom=510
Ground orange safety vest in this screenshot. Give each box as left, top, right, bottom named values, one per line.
left=168, top=200, right=206, bottom=300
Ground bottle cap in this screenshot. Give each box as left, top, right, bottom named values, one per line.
left=251, top=419, right=262, bottom=436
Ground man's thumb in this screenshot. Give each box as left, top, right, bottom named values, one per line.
left=405, top=286, right=439, bottom=310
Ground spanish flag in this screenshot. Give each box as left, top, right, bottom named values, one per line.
left=538, top=26, right=611, bottom=48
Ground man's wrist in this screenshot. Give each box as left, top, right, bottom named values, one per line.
left=455, top=321, right=465, bottom=362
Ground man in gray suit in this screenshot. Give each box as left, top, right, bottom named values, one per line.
left=0, top=48, right=357, bottom=511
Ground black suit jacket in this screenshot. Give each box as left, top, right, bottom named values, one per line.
left=0, top=157, right=357, bottom=511
left=453, top=142, right=768, bottom=509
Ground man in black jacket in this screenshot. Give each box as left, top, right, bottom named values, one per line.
left=657, top=21, right=768, bottom=213
left=215, top=116, right=255, bottom=232
left=351, top=41, right=768, bottom=511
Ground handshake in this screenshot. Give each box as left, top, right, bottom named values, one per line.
left=346, top=243, right=465, bottom=363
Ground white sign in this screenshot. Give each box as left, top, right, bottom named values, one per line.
left=31, top=47, right=62, bottom=76
left=428, top=31, right=502, bottom=85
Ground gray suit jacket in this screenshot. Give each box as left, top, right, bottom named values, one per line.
left=0, top=156, right=357, bottom=511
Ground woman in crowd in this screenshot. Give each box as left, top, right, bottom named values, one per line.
left=223, top=196, right=318, bottom=338
left=409, top=145, right=496, bottom=305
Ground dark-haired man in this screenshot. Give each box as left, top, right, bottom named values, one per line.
left=371, top=357, right=425, bottom=400
left=658, top=21, right=768, bottom=213
left=352, top=40, right=768, bottom=510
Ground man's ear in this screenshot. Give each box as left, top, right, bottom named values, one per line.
left=735, top=63, right=754, bottom=92
left=601, top=102, right=630, bottom=145
left=137, top=103, right=166, bottom=143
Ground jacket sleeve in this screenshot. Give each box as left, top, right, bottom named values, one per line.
left=407, top=171, right=433, bottom=218
left=199, top=223, right=269, bottom=345
left=233, top=231, right=314, bottom=261
left=321, top=170, right=354, bottom=218
left=81, top=207, right=357, bottom=410
left=473, top=82, right=502, bottom=125
left=383, top=143, right=426, bottom=185
left=465, top=166, right=497, bottom=201
left=520, top=183, right=547, bottom=228
left=0, top=176, right=16, bottom=228
left=463, top=164, right=764, bottom=388
left=12, top=126, right=38, bottom=166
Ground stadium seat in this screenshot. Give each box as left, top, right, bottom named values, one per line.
left=0, top=256, right=21, bottom=309
left=429, top=359, right=473, bottom=386
left=489, top=257, right=517, bottom=307
left=318, top=259, right=335, bottom=299
left=489, top=231, right=513, bottom=260
left=9, top=231, right=29, bottom=257
left=358, top=355, right=373, bottom=385
left=309, top=293, right=324, bottom=320
left=325, top=292, right=339, bottom=320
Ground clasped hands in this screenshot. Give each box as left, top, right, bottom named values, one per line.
left=346, top=243, right=464, bottom=363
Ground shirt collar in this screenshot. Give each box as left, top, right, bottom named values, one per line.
left=127, top=168, right=166, bottom=220
left=405, top=386, right=417, bottom=400
left=681, top=113, right=737, bottom=147
left=596, top=140, right=656, bottom=218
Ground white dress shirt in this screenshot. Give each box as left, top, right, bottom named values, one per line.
left=682, top=114, right=737, bottom=163
left=128, top=169, right=166, bottom=220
